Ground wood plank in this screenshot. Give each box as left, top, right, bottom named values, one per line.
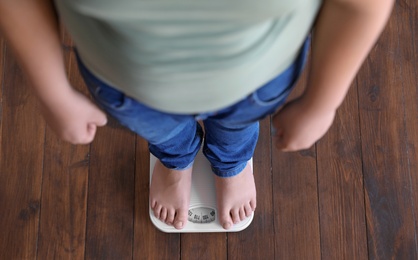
left=0, top=47, right=45, bottom=259
left=0, top=36, right=4, bottom=256
left=134, top=136, right=180, bottom=259
left=273, top=148, right=320, bottom=259
left=272, top=58, right=321, bottom=260
left=37, top=131, right=89, bottom=259
left=182, top=233, right=226, bottom=260
left=272, top=148, right=320, bottom=260
left=227, top=118, right=275, bottom=259
left=0, top=37, right=5, bottom=165
left=316, top=82, right=368, bottom=259
left=85, top=121, right=136, bottom=259
left=394, top=1, right=418, bottom=256
left=357, top=9, right=418, bottom=259
left=36, top=30, right=89, bottom=258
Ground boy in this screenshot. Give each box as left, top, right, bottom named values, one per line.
left=0, top=0, right=394, bottom=230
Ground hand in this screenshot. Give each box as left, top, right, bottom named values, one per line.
left=272, top=97, right=336, bottom=152
left=40, top=87, right=107, bottom=144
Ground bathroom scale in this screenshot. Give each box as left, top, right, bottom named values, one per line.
left=149, top=151, right=254, bottom=233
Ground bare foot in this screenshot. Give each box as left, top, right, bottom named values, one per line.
left=215, top=162, right=256, bottom=230
left=150, top=160, right=192, bottom=230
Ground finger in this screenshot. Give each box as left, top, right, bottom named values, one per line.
left=84, top=123, right=97, bottom=143
left=275, top=135, right=289, bottom=151
left=280, top=147, right=292, bottom=152
left=274, top=128, right=284, bottom=139
left=91, top=108, right=108, bottom=126
left=279, top=143, right=300, bottom=152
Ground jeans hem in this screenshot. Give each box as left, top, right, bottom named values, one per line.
left=211, top=162, right=247, bottom=178
left=164, top=160, right=194, bottom=171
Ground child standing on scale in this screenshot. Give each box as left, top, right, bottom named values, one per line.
left=0, top=0, right=394, bottom=230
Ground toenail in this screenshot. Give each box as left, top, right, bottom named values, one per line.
left=223, top=222, right=232, bottom=230
left=176, top=221, right=183, bottom=228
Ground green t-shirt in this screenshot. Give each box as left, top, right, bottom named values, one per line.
left=55, top=0, right=322, bottom=113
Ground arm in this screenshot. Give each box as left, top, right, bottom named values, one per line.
left=272, top=0, right=395, bottom=151
left=0, top=0, right=106, bottom=144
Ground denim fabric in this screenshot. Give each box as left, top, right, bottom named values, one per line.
left=76, top=37, right=310, bottom=177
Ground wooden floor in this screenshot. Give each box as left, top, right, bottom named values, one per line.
left=0, top=3, right=417, bottom=260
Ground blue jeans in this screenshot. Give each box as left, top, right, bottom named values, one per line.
left=76, top=38, right=310, bottom=177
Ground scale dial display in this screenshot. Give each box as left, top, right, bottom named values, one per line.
left=188, top=207, right=216, bottom=223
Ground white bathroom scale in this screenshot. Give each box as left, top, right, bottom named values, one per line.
left=149, top=151, right=254, bottom=233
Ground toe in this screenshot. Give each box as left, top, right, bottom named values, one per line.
left=244, top=204, right=253, bottom=217
left=150, top=200, right=157, bottom=209
left=174, top=209, right=188, bottom=230
left=231, top=208, right=240, bottom=224
left=166, top=209, right=175, bottom=225
left=219, top=211, right=233, bottom=230
left=239, top=207, right=246, bottom=221
left=153, top=204, right=162, bottom=219
left=160, top=207, right=168, bottom=222
left=250, top=199, right=257, bottom=211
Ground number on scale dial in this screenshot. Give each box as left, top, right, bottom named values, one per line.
left=188, top=207, right=216, bottom=223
